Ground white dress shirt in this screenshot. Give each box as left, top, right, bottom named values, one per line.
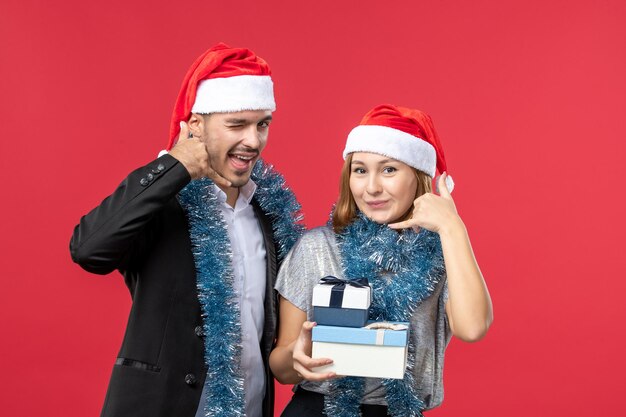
left=195, top=180, right=267, bottom=417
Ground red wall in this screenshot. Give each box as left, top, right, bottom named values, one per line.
left=1, top=0, right=625, bottom=415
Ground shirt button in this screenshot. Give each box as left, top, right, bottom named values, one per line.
left=146, top=173, right=154, bottom=181
left=139, top=178, right=148, bottom=186
left=184, top=373, right=197, bottom=386
left=157, top=163, right=165, bottom=172
left=194, top=326, right=204, bottom=337
left=151, top=168, right=160, bottom=174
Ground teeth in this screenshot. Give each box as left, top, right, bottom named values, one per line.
left=234, top=155, right=253, bottom=161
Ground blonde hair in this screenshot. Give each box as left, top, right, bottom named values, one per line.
left=332, top=154, right=432, bottom=233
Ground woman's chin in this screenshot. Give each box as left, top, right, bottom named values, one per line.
left=363, top=211, right=394, bottom=225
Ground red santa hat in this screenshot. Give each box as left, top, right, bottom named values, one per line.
left=343, top=104, right=454, bottom=192
left=164, top=43, right=275, bottom=151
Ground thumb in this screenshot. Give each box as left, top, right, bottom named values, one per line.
left=176, top=121, right=190, bottom=145
left=301, top=321, right=316, bottom=340
left=437, top=172, right=452, bottom=199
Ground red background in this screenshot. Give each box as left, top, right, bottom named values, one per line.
left=1, top=0, right=625, bottom=415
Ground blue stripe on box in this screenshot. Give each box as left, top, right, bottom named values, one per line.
left=313, top=306, right=369, bottom=328
left=312, top=322, right=409, bottom=347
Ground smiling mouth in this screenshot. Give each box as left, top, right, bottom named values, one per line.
left=228, top=152, right=258, bottom=171
left=365, top=200, right=388, bottom=209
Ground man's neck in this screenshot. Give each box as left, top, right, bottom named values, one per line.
left=217, top=184, right=239, bottom=208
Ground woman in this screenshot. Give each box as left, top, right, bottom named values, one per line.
left=269, top=104, right=493, bottom=417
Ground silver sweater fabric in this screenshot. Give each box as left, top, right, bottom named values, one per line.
left=275, top=226, right=451, bottom=409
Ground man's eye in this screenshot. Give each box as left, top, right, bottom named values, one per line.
left=258, top=121, right=270, bottom=128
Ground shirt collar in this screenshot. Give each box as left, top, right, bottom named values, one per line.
left=211, top=179, right=257, bottom=206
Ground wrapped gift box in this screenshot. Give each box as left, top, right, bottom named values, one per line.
left=311, top=322, right=409, bottom=379
left=312, top=276, right=371, bottom=327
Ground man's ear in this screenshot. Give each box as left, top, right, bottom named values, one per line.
left=187, top=113, right=207, bottom=137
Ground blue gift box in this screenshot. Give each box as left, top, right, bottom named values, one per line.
left=312, top=276, right=371, bottom=327
left=311, top=322, right=410, bottom=379
left=312, top=322, right=409, bottom=346
left=312, top=306, right=369, bottom=328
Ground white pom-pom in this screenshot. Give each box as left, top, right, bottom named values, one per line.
left=157, top=149, right=168, bottom=158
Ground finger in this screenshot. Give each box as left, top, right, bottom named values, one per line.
left=177, top=121, right=190, bottom=144
left=388, top=220, right=414, bottom=230
left=293, top=362, right=336, bottom=381
left=294, top=354, right=333, bottom=369
left=437, top=172, right=453, bottom=200
left=297, top=369, right=337, bottom=381
left=298, top=321, right=316, bottom=341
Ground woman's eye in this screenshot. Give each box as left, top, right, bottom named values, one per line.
left=383, top=167, right=397, bottom=174
left=352, top=168, right=366, bottom=174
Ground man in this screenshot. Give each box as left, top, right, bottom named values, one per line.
left=70, top=43, right=303, bottom=417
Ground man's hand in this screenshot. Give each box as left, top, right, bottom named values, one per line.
left=168, top=121, right=231, bottom=188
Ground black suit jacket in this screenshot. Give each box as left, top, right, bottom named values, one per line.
left=70, top=154, right=278, bottom=417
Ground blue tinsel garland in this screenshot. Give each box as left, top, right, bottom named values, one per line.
left=324, top=214, right=445, bottom=417
left=177, top=159, right=304, bottom=417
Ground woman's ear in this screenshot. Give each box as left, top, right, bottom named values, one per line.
left=187, top=113, right=206, bottom=137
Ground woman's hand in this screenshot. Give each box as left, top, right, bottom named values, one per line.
left=270, top=298, right=337, bottom=384
left=389, top=172, right=493, bottom=342
left=389, top=172, right=461, bottom=234
left=292, top=321, right=336, bottom=382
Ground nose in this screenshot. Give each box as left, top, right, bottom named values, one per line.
left=240, top=124, right=262, bottom=149
left=365, top=173, right=382, bottom=195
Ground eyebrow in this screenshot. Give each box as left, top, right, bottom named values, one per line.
left=224, top=115, right=273, bottom=124
left=351, top=158, right=396, bottom=165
